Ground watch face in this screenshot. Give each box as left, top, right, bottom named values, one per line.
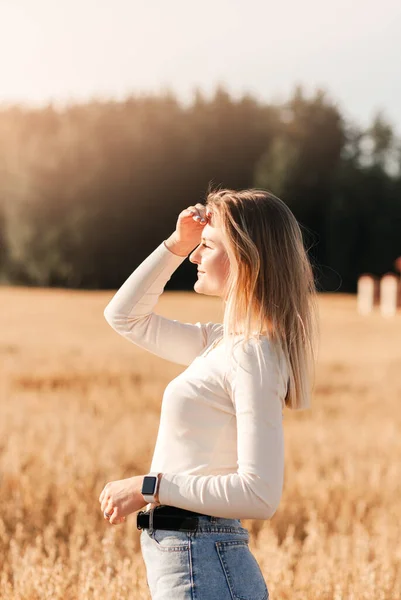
left=142, top=476, right=157, bottom=495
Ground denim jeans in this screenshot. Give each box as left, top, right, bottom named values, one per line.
left=140, top=513, right=269, bottom=600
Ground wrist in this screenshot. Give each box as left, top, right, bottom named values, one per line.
left=154, top=473, right=163, bottom=504
left=141, top=472, right=163, bottom=504
left=164, top=234, right=195, bottom=257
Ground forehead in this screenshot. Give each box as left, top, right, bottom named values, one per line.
left=201, top=224, right=221, bottom=243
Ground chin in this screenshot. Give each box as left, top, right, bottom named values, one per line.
left=194, top=281, right=210, bottom=295
left=194, top=284, right=206, bottom=295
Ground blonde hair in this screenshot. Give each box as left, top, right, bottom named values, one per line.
left=205, top=186, right=320, bottom=410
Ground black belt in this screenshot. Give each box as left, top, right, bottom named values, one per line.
left=137, top=505, right=209, bottom=532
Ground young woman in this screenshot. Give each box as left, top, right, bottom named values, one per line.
left=99, top=188, right=319, bottom=600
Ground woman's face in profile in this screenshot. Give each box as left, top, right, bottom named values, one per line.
left=189, top=221, right=230, bottom=299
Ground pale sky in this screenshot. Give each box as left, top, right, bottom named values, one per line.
left=1, top=0, right=401, bottom=133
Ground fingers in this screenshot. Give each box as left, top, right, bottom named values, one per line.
left=194, top=203, right=213, bottom=223
left=99, top=484, right=126, bottom=525
left=184, top=204, right=209, bottom=224
left=99, top=482, right=110, bottom=504
left=103, top=504, right=126, bottom=525
left=194, top=203, right=208, bottom=222
left=108, top=508, right=125, bottom=525
left=101, top=496, right=110, bottom=513
left=107, top=507, right=118, bottom=524
left=103, top=498, right=113, bottom=516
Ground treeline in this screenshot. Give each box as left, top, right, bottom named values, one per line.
left=0, top=85, right=400, bottom=292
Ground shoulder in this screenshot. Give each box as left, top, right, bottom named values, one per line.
left=231, top=335, right=280, bottom=365
left=223, top=336, right=288, bottom=412
left=227, top=336, right=289, bottom=388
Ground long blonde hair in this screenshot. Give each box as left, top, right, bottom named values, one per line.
left=205, top=187, right=320, bottom=410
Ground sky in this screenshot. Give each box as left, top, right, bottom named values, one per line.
left=1, top=0, right=401, bottom=134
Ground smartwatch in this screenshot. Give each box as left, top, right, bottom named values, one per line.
left=141, top=472, right=161, bottom=504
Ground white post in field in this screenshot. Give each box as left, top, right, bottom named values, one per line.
left=380, top=274, right=398, bottom=317
left=357, top=275, right=375, bottom=315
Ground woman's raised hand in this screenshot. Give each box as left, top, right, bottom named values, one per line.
left=165, top=203, right=212, bottom=256
left=177, top=203, right=212, bottom=246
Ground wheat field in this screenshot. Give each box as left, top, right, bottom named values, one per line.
left=0, top=287, right=400, bottom=600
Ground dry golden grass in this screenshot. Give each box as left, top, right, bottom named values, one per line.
left=0, top=287, right=400, bottom=599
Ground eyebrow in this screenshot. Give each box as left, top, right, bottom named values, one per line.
left=201, top=237, right=214, bottom=244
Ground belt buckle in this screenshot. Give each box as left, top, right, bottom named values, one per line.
left=136, top=510, right=143, bottom=530
left=136, top=510, right=146, bottom=531
left=148, top=506, right=156, bottom=535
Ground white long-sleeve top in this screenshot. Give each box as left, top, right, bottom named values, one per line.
left=103, top=240, right=290, bottom=520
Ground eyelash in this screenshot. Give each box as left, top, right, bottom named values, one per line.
left=200, top=243, right=210, bottom=249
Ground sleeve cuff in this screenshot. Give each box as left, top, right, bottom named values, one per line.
left=158, top=473, right=173, bottom=505
left=162, top=240, right=192, bottom=259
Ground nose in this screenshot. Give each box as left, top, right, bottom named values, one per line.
left=189, top=245, right=201, bottom=264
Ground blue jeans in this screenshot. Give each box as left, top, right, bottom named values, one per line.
left=140, top=513, right=269, bottom=600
